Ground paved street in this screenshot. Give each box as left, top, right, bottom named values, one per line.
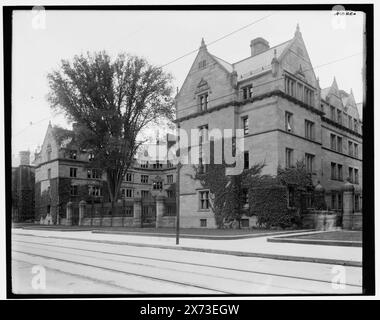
left=11, top=230, right=362, bottom=295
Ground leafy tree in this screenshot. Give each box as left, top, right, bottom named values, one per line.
left=47, top=51, right=174, bottom=204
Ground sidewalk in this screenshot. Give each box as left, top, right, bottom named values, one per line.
left=12, top=228, right=362, bottom=267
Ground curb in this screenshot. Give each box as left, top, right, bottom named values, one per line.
left=13, top=232, right=362, bottom=267
left=91, top=229, right=316, bottom=240
left=267, top=237, right=362, bottom=247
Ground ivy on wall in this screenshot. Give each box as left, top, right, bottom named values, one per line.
left=191, top=159, right=315, bottom=229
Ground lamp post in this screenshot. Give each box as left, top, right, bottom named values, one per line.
left=175, top=123, right=181, bottom=245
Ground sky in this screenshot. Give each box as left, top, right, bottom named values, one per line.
left=11, top=9, right=364, bottom=166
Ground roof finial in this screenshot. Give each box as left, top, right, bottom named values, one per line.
left=200, top=37, right=206, bottom=49
left=295, top=23, right=301, bottom=37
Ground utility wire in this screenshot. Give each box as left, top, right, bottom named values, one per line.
left=159, top=14, right=274, bottom=69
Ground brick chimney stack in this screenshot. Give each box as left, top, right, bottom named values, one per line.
left=250, top=37, right=270, bottom=56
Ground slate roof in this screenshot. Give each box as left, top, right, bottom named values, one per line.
left=210, top=39, right=292, bottom=81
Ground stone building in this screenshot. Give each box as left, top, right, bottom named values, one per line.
left=11, top=151, right=35, bottom=222
left=174, top=24, right=362, bottom=228
left=33, top=123, right=177, bottom=226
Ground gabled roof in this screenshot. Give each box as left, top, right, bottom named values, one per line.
left=210, top=54, right=233, bottom=73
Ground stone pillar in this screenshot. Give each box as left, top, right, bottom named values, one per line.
left=66, top=201, right=73, bottom=226
left=342, top=181, right=355, bottom=230
left=56, top=207, right=60, bottom=225
left=156, top=195, right=165, bottom=228
left=314, top=182, right=326, bottom=210
left=79, top=200, right=86, bottom=226
left=133, top=196, right=142, bottom=227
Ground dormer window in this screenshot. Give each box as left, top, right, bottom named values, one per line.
left=199, top=93, right=209, bottom=111
left=242, top=85, right=253, bottom=100
left=88, top=153, right=95, bottom=162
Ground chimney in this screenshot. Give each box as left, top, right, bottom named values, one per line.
left=250, top=37, right=269, bottom=56
left=19, top=151, right=30, bottom=166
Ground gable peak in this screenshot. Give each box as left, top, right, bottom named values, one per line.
left=294, top=23, right=301, bottom=37
left=200, top=37, right=207, bottom=50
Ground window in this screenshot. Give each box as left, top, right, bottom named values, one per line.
left=199, top=93, right=209, bottom=111
left=348, top=116, right=353, bottom=130
left=337, top=136, right=342, bottom=153
left=337, top=110, right=342, bottom=124
left=199, top=125, right=208, bottom=143
left=198, top=60, right=206, bottom=69
left=285, top=76, right=296, bottom=97
left=88, top=153, right=95, bottom=162
left=337, top=164, right=343, bottom=181
left=69, top=167, right=77, bottom=178
left=87, top=169, right=101, bottom=179
left=305, top=153, right=314, bottom=173
left=338, top=193, right=343, bottom=210
left=167, top=175, right=173, bottom=184
left=348, top=141, right=353, bottom=156
left=88, top=185, right=101, bottom=197
left=348, top=167, right=353, bottom=183
left=141, top=175, right=149, bottom=184
left=140, top=161, right=149, bottom=169
left=70, top=185, right=78, bottom=196
left=305, top=120, right=315, bottom=140
left=330, top=134, right=337, bottom=151
left=121, top=188, right=133, bottom=198
left=242, top=85, right=253, bottom=100
left=354, top=169, right=359, bottom=184
left=69, top=150, right=77, bottom=160
left=199, top=191, right=209, bottom=210
left=167, top=190, right=174, bottom=198
left=244, top=151, right=249, bottom=169
left=167, top=161, right=173, bottom=168
left=354, top=119, right=358, bottom=132
left=200, top=219, right=207, bottom=227
left=153, top=161, right=163, bottom=169
left=47, top=168, right=51, bottom=180
left=285, top=148, right=293, bottom=168
left=303, top=87, right=314, bottom=106
left=331, top=162, right=337, bottom=180
left=124, top=173, right=132, bottom=182
left=285, top=112, right=293, bottom=132
left=153, top=181, right=163, bottom=190
left=354, top=144, right=358, bottom=158
left=141, top=190, right=149, bottom=198
left=166, top=206, right=175, bottom=216
left=330, top=106, right=336, bottom=121
left=125, top=206, right=133, bottom=217
left=242, top=116, right=249, bottom=135
left=354, top=194, right=360, bottom=211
